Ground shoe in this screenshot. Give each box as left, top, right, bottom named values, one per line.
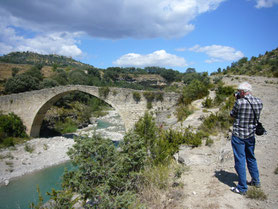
left=247, top=180, right=261, bottom=188
left=230, top=187, right=246, bottom=195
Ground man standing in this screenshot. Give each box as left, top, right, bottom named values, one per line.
left=230, top=82, right=263, bottom=194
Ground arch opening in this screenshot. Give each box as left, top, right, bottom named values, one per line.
left=30, top=90, right=126, bottom=139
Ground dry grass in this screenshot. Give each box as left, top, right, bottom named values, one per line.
left=0, top=63, right=32, bottom=81
left=246, top=187, right=267, bottom=200
left=137, top=161, right=187, bottom=208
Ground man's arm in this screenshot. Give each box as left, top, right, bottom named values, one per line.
left=230, top=101, right=238, bottom=118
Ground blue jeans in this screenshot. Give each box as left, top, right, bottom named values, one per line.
left=231, top=135, right=260, bottom=192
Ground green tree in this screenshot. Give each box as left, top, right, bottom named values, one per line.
left=68, top=70, right=89, bottom=85
left=0, top=113, right=27, bottom=143
left=5, top=74, right=40, bottom=93
left=134, top=112, right=158, bottom=156
left=52, top=69, right=68, bottom=85
left=12, top=67, right=20, bottom=77
left=39, top=78, right=59, bottom=89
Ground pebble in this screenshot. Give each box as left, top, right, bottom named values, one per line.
left=4, top=179, right=9, bottom=186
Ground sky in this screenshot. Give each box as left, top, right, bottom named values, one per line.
left=0, top=0, right=278, bottom=74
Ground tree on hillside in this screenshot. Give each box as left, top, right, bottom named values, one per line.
left=5, top=74, right=40, bottom=93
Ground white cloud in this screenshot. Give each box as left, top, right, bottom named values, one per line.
left=0, top=18, right=83, bottom=57
left=0, top=0, right=226, bottom=39
left=113, top=50, right=188, bottom=68
left=189, top=45, right=244, bottom=63
left=254, top=0, right=278, bottom=8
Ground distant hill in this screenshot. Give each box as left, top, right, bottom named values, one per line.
left=0, top=51, right=92, bottom=68
left=212, top=47, right=278, bottom=77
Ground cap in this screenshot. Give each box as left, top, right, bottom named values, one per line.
left=238, top=82, right=252, bottom=92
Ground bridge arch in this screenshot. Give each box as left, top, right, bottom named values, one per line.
left=30, top=89, right=122, bottom=137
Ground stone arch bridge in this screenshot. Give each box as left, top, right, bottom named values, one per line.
left=0, top=85, right=180, bottom=137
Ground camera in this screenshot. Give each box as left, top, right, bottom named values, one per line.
left=234, top=92, right=241, bottom=99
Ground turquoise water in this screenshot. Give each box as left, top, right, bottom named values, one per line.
left=0, top=162, right=73, bottom=209
left=96, top=119, right=112, bottom=129
left=0, top=119, right=120, bottom=209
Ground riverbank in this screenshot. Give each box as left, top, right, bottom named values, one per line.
left=0, top=110, right=125, bottom=186
left=0, top=136, right=74, bottom=186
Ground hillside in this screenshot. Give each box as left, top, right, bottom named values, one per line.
left=0, top=51, right=91, bottom=68
left=212, top=47, right=278, bottom=77
left=166, top=75, right=278, bottom=208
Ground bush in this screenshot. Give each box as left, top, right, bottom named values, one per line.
left=214, top=85, right=235, bottom=105
left=0, top=113, right=27, bottom=143
left=39, top=78, right=59, bottom=89
left=62, top=134, right=142, bottom=208
left=5, top=74, right=40, bottom=93
left=24, top=143, right=34, bottom=153
left=202, top=97, right=213, bottom=108
left=54, top=118, right=78, bottom=134
left=143, top=92, right=155, bottom=109
left=175, top=105, right=193, bottom=121
left=99, top=87, right=110, bottom=99
left=132, top=92, right=141, bottom=103
left=134, top=112, right=158, bottom=154
left=275, top=167, right=278, bottom=174
left=2, top=137, right=15, bottom=147
left=246, top=187, right=267, bottom=200
left=155, top=92, right=164, bottom=102
left=179, top=79, right=209, bottom=105
left=68, top=70, right=90, bottom=85
left=52, top=69, right=69, bottom=85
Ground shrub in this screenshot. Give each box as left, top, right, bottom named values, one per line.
left=0, top=113, right=27, bottom=142
left=142, top=164, right=170, bottom=190
left=132, top=92, right=141, bottom=103
left=214, top=85, right=235, bottom=105
left=155, top=92, right=164, bottom=102
left=246, top=187, right=267, bottom=200
left=179, top=79, right=209, bottom=105
left=63, top=134, right=141, bottom=208
left=202, top=97, right=213, bottom=108
left=39, top=78, right=59, bottom=89
left=275, top=167, right=278, bottom=174
left=134, top=112, right=158, bottom=154
left=99, top=87, right=110, bottom=99
left=68, top=70, right=90, bottom=85
left=24, top=66, right=43, bottom=81
left=5, top=74, right=40, bottom=93
left=12, top=67, right=20, bottom=77
left=205, top=138, right=214, bottom=147
left=2, top=137, right=15, bottom=147
left=143, top=92, right=155, bottom=109
left=52, top=69, right=69, bottom=85
left=175, top=104, right=193, bottom=121
left=24, top=143, right=34, bottom=153
left=54, top=118, right=78, bottom=134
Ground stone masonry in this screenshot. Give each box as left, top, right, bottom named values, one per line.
left=0, top=85, right=180, bottom=137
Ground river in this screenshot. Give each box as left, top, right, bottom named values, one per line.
left=0, top=111, right=125, bottom=209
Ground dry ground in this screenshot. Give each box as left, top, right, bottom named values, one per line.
left=173, top=76, right=278, bottom=209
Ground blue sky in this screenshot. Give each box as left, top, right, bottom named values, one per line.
left=0, top=0, right=277, bottom=74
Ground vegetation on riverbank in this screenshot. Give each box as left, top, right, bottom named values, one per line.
left=32, top=86, right=235, bottom=208
left=0, top=112, right=29, bottom=148
left=41, top=92, right=111, bottom=137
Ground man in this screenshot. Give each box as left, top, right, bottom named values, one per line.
left=230, top=82, right=263, bottom=195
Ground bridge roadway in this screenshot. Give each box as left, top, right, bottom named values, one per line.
left=0, top=85, right=179, bottom=137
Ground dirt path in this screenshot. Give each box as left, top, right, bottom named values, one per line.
left=176, top=76, right=278, bottom=209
